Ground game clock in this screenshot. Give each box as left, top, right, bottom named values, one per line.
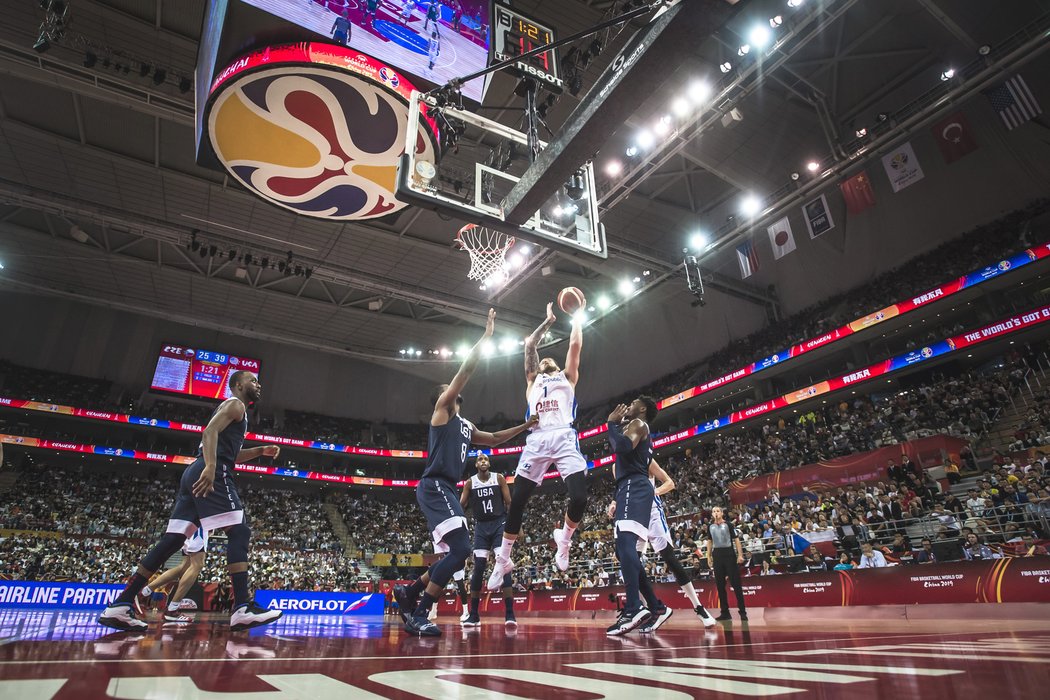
left=491, top=1, right=562, bottom=92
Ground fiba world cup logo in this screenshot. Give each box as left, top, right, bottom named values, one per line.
left=378, top=66, right=399, bottom=89
left=998, top=260, right=1011, bottom=271
left=921, top=347, right=934, bottom=358
left=890, top=152, right=909, bottom=170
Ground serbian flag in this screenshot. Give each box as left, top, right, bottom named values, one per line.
left=932, top=111, right=978, bottom=164
left=840, top=170, right=876, bottom=215
left=736, top=239, right=760, bottom=279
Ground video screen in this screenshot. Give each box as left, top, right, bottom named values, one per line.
left=243, top=0, right=491, bottom=102
left=150, top=344, right=261, bottom=400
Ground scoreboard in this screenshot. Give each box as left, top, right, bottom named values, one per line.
left=150, top=344, right=261, bottom=400
left=491, top=1, right=563, bottom=92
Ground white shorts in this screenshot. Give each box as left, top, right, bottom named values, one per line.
left=644, top=497, right=672, bottom=553
left=514, top=427, right=588, bottom=484
left=182, top=527, right=208, bottom=555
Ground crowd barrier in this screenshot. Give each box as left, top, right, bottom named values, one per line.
left=435, top=558, right=1050, bottom=612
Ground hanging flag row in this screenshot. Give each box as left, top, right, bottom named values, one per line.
left=734, top=73, right=1041, bottom=278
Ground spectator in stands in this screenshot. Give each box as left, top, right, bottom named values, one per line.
left=832, top=552, right=854, bottom=570
left=914, top=538, right=937, bottom=564
left=803, top=547, right=826, bottom=571
left=1007, top=534, right=1048, bottom=557
left=962, top=533, right=1001, bottom=561
left=944, top=459, right=962, bottom=485
left=886, top=532, right=911, bottom=557
left=857, top=541, right=888, bottom=569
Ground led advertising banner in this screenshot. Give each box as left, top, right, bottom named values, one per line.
left=252, top=590, right=384, bottom=616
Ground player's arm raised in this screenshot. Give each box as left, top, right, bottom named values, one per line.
left=433, top=308, right=495, bottom=424
left=650, top=460, right=676, bottom=497
left=605, top=404, right=647, bottom=452
left=193, top=398, right=245, bottom=497
left=524, top=303, right=557, bottom=384
left=460, top=480, right=471, bottom=508
left=563, top=314, right=583, bottom=385
left=471, top=414, right=540, bottom=447
left=498, top=472, right=512, bottom=508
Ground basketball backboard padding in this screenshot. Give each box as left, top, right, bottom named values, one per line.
left=501, top=0, right=733, bottom=226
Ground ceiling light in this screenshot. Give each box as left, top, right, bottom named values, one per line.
left=769, top=15, right=783, bottom=28
left=855, top=127, right=868, bottom=138
left=605, top=160, right=623, bottom=176
left=415, top=350, right=422, bottom=357
left=688, top=81, right=711, bottom=104
left=671, top=96, right=691, bottom=117
left=597, top=295, right=611, bottom=310
left=618, top=279, right=635, bottom=296
left=740, top=194, right=761, bottom=217
left=939, top=68, right=955, bottom=81
left=456, top=345, right=469, bottom=357
left=572, top=310, right=587, bottom=324
left=653, top=117, right=671, bottom=136
left=481, top=341, right=495, bottom=357
left=399, top=349, right=406, bottom=355
left=519, top=244, right=531, bottom=255
left=625, top=145, right=639, bottom=157
left=748, top=26, right=771, bottom=49
left=737, top=44, right=750, bottom=57
left=787, top=0, right=804, bottom=8
left=806, top=160, right=820, bottom=172
left=690, top=232, right=708, bottom=249
left=719, top=61, right=732, bottom=73
left=636, top=129, right=655, bottom=149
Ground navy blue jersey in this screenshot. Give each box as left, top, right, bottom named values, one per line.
left=422, top=414, right=475, bottom=484
left=196, top=400, right=248, bottom=465
left=613, top=423, right=653, bottom=481
left=470, top=473, right=505, bottom=521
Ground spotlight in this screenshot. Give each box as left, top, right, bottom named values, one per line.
left=572, top=310, right=587, bottom=324
left=456, top=345, right=469, bottom=357
left=636, top=129, right=655, bottom=149
left=769, top=15, right=783, bottom=28
left=481, top=341, right=495, bottom=357
left=605, top=160, right=623, bottom=176
left=855, top=127, right=868, bottom=138
left=740, top=194, right=761, bottom=217
left=597, top=295, right=612, bottom=310
left=688, top=81, right=711, bottom=104
left=671, top=96, right=691, bottom=117
left=618, top=279, right=635, bottom=296
left=737, top=44, right=750, bottom=57
left=178, top=76, right=191, bottom=93
left=806, top=160, right=820, bottom=172
left=152, top=68, right=167, bottom=85
left=83, top=51, right=97, bottom=68
left=565, top=172, right=585, bottom=200
left=553, top=205, right=564, bottom=217
left=33, top=33, right=51, bottom=53
left=719, top=61, right=732, bottom=73
left=977, top=45, right=990, bottom=56
left=415, top=350, right=422, bottom=357
left=690, top=232, right=708, bottom=250
left=653, top=115, right=672, bottom=136
left=790, top=172, right=800, bottom=181
left=261, top=257, right=270, bottom=268
left=748, top=26, right=771, bottom=49
left=939, top=68, right=955, bottom=81
left=625, top=145, right=639, bottom=158
left=787, top=0, right=804, bottom=7
left=399, top=349, right=406, bottom=355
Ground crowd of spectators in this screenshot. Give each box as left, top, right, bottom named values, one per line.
left=0, top=361, right=119, bottom=412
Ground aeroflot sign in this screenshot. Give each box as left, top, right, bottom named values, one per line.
left=253, top=591, right=383, bottom=615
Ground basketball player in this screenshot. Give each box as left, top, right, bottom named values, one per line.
left=395, top=309, right=539, bottom=637
left=400, top=0, right=414, bottom=25
left=427, top=30, right=441, bottom=70
left=460, top=453, right=515, bottom=627
left=608, top=459, right=716, bottom=630
left=605, top=398, right=670, bottom=635
left=364, top=0, right=380, bottom=27
left=133, top=526, right=209, bottom=623
left=98, top=371, right=283, bottom=632
left=488, top=303, right=586, bottom=590
left=424, top=0, right=441, bottom=30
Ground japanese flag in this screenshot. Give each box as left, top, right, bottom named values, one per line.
left=767, top=216, right=796, bottom=260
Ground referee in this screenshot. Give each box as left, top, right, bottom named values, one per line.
left=705, top=505, right=747, bottom=621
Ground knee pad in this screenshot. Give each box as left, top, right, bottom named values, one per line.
left=226, top=523, right=252, bottom=564
left=141, top=532, right=187, bottom=572
left=660, top=546, right=691, bottom=585
left=504, top=478, right=538, bottom=535
left=565, top=471, right=588, bottom=523
left=430, top=527, right=471, bottom=587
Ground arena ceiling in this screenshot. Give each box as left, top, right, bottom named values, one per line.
left=0, top=0, right=1047, bottom=362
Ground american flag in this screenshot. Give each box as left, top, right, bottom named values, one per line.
left=736, top=239, right=760, bottom=279
left=984, top=75, right=1042, bottom=130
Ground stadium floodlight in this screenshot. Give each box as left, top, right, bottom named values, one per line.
left=456, top=345, right=469, bottom=357
left=625, top=145, right=639, bottom=157
left=690, top=232, right=708, bottom=250
left=740, top=194, right=761, bottom=217
left=597, top=295, right=612, bottom=310
left=618, top=279, right=635, bottom=296
left=653, top=116, right=672, bottom=136
left=605, top=160, right=623, bottom=176
left=940, top=68, right=955, bottom=81
left=787, top=0, right=804, bottom=8
left=415, top=349, right=422, bottom=356
left=481, top=341, right=495, bottom=357
left=748, top=26, right=771, bottom=49
left=688, top=81, right=711, bottom=104
left=719, top=61, right=732, bottom=73
left=737, top=44, right=750, bottom=56
left=672, top=96, right=691, bottom=117
left=806, top=160, right=820, bottom=172
left=636, top=129, right=655, bottom=149
left=855, top=127, right=868, bottom=138
left=399, top=349, right=406, bottom=355
left=769, top=15, right=783, bottom=28
left=572, top=310, right=588, bottom=324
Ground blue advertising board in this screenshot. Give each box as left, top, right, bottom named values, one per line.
left=253, top=590, right=384, bottom=615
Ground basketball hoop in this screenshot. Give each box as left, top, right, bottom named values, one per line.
left=455, top=224, right=515, bottom=284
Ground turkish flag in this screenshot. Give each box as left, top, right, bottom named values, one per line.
left=932, top=111, right=979, bottom=164
left=840, top=170, right=876, bottom=216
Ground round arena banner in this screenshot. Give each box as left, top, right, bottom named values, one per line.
left=206, top=43, right=439, bottom=221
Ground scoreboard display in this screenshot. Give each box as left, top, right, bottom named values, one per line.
left=150, top=344, right=261, bottom=400
left=491, top=1, right=562, bottom=92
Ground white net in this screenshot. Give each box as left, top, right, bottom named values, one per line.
left=455, top=224, right=515, bottom=284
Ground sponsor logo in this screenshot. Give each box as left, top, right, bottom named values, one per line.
left=842, top=369, right=871, bottom=384
left=263, top=593, right=376, bottom=614
left=911, top=288, right=944, bottom=306
left=998, top=260, right=1011, bottom=271
left=805, top=333, right=834, bottom=349
left=921, top=346, right=934, bottom=358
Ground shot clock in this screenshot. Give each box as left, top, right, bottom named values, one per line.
left=490, top=1, right=563, bottom=92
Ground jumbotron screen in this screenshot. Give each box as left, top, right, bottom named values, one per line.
left=150, top=345, right=261, bottom=400
left=242, top=0, right=492, bottom=102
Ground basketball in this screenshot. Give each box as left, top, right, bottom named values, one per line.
left=557, top=287, right=587, bottom=314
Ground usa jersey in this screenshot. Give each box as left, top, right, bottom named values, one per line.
left=613, top=426, right=652, bottom=480
left=422, top=414, right=475, bottom=484
left=196, top=400, right=247, bottom=466
left=470, top=473, right=505, bottom=521
left=527, top=371, right=577, bottom=431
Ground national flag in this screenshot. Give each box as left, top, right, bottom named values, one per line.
left=736, top=239, right=759, bottom=279
left=880, top=141, right=925, bottom=193
left=984, top=75, right=1042, bottom=130
left=840, top=170, right=876, bottom=215
left=792, top=532, right=812, bottom=555
left=931, top=111, right=979, bottom=164
left=767, top=216, right=796, bottom=260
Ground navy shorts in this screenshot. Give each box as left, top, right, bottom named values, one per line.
left=472, top=517, right=506, bottom=556
left=166, top=458, right=245, bottom=536
left=614, top=474, right=654, bottom=540
left=416, top=477, right=467, bottom=553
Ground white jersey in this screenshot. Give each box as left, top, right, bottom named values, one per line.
left=183, top=527, right=208, bottom=555
left=527, top=371, right=577, bottom=431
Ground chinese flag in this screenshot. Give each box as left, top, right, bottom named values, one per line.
left=931, top=111, right=979, bottom=164
left=840, top=170, right=876, bottom=216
